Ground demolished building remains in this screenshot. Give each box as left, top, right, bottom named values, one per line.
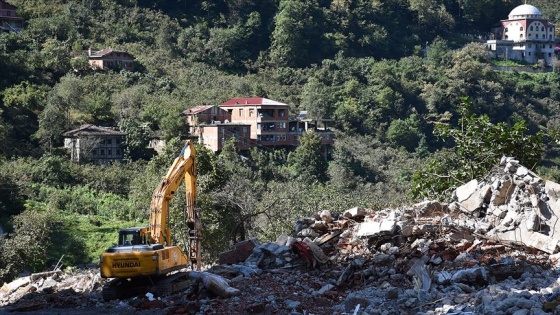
left=3, top=157, right=560, bottom=314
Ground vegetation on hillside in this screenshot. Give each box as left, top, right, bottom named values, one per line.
left=0, top=0, right=559, bottom=282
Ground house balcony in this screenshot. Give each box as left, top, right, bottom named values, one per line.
left=287, top=129, right=335, bottom=146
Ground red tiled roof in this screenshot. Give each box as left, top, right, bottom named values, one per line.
left=220, top=97, right=287, bottom=107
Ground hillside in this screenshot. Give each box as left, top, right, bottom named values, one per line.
left=1, top=0, right=560, bottom=293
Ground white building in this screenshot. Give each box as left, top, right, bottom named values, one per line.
left=486, top=4, right=556, bottom=65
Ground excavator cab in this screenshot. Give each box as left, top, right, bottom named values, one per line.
left=118, top=228, right=146, bottom=246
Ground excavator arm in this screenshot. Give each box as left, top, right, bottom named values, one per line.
left=148, top=140, right=200, bottom=270
left=100, top=140, right=201, bottom=300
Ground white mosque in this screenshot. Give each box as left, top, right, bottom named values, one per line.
left=486, top=4, right=557, bottom=65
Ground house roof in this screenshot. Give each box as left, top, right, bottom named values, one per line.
left=0, top=1, right=16, bottom=10
left=182, top=105, right=215, bottom=115
left=88, top=49, right=134, bottom=59
left=63, top=124, right=126, bottom=137
left=220, top=97, right=287, bottom=107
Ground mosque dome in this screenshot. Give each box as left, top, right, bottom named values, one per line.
left=508, top=4, right=542, bottom=19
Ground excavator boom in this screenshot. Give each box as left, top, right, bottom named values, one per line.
left=99, top=140, right=201, bottom=300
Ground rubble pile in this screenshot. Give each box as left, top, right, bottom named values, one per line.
left=5, top=157, right=560, bottom=314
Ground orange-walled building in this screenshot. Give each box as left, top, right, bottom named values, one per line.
left=183, top=98, right=334, bottom=153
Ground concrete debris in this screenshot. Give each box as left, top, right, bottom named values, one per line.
left=218, top=238, right=260, bottom=265
left=6, top=156, right=560, bottom=314
left=189, top=271, right=240, bottom=298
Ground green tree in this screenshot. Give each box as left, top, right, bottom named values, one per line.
left=0, top=209, right=61, bottom=282
left=2, top=81, right=48, bottom=113
left=288, top=130, right=328, bottom=183
left=300, top=77, right=335, bottom=121
left=386, top=114, right=422, bottom=152
left=270, top=0, right=327, bottom=67
left=412, top=98, right=546, bottom=200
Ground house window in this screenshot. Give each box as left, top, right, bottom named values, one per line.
left=243, top=139, right=247, bottom=145
left=249, top=109, right=253, bottom=117
left=542, top=26, right=545, bottom=31
left=521, top=34, right=524, bottom=38
left=239, top=109, right=243, bottom=116
left=277, top=122, right=286, bottom=129
left=107, top=138, right=112, bottom=145
left=93, top=150, right=98, bottom=155
left=108, top=149, right=112, bottom=156
left=520, top=27, right=523, bottom=31
left=116, top=138, right=121, bottom=144
left=243, top=127, right=248, bottom=133
left=116, top=149, right=121, bottom=155
left=100, top=149, right=105, bottom=155
left=278, top=109, right=286, bottom=117
left=505, top=27, right=508, bottom=32
left=530, top=26, right=533, bottom=31
left=536, top=34, right=539, bottom=39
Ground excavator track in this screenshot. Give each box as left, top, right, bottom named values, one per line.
left=101, top=277, right=153, bottom=301
left=155, top=271, right=192, bottom=297
left=102, top=272, right=193, bottom=301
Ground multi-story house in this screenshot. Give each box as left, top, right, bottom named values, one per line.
left=182, top=105, right=251, bottom=152
left=87, top=48, right=135, bottom=71
left=220, top=97, right=292, bottom=147
left=63, top=124, right=126, bottom=164
left=184, top=97, right=334, bottom=154
left=0, top=1, right=23, bottom=33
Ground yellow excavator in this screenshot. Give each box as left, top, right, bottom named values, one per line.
left=99, top=140, right=201, bottom=300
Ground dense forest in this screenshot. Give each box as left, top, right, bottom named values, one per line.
left=1, top=0, right=560, bottom=282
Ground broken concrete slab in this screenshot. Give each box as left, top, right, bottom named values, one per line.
left=343, top=207, right=366, bottom=219
left=488, top=225, right=560, bottom=254
left=455, top=179, right=479, bottom=202
left=355, top=220, right=397, bottom=238
left=458, top=184, right=492, bottom=214
left=0, top=276, right=30, bottom=294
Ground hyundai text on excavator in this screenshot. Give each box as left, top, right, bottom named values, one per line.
left=99, top=140, right=201, bottom=300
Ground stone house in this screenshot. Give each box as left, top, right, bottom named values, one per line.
left=87, top=48, right=135, bottom=71
left=182, top=105, right=251, bottom=152
left=63, top=124, right=126, bottom=163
